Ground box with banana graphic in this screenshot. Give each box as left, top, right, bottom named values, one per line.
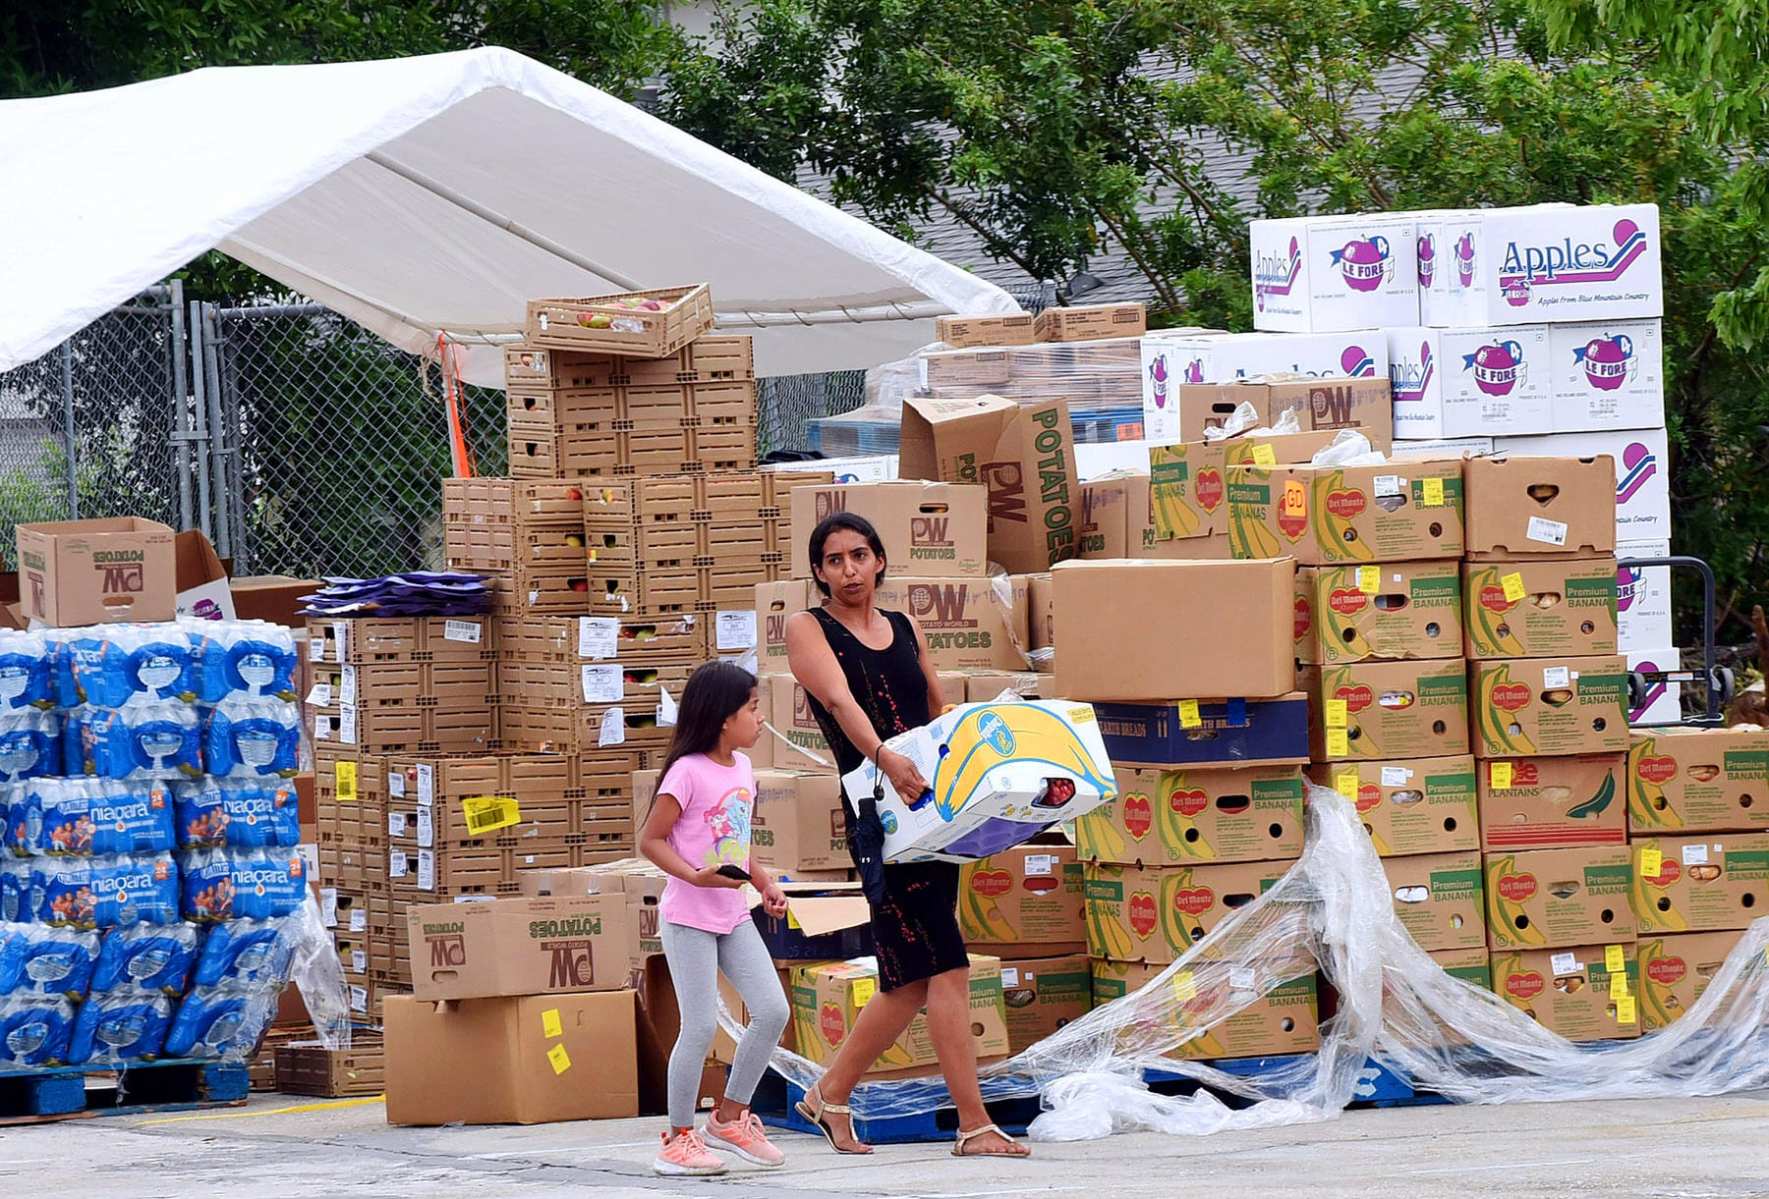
left=1627, top=728, right=1769, bottom=835
left=1477, top=753, right=1627, bottom=851
left=1491, top=943, right=1643, bottom=1041
left=1308, top=755, right=1479, bottom=857
left=789, top=954, right=1010, bottom=1078
left=956, top=845, right=1085, bottom=953
left=1485, top=845, right=1635, bottom=950
left=1636, top=930, right=1747, bottom=1030
left=1077, top=765, right=1306, bottom=866
left=1295, top=560, right=1463, bottom=666
left=1469, top=655, right=1631, bottom=759
left=1090, top=959, right=1321, bottom=1060
left=1224, top=459, right=1465, bottom=564
left=1303, top=659, right=1470, bottom=761
left=1082, top=859, right=1295, bottom=965
left=1631, top=834, right=1769, bottom=933
left=1462, top=557, right=1619, bottom=659
left=1380, top=850, right=1487, bottom=952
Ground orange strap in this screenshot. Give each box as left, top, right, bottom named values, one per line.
left=439, top=333, right=475, bottom=478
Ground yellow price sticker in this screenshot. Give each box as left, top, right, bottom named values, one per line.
left=540, top=1008, right=563, bottom=1039
left=1501, top=572, right=1527, bottom=603
left=1608, top=969, right=1631, bottom=1000
left=335, top=761, right=357, bottom=803
left=1171, top=971, right=1197, bottom=1002
left=1178, top=699, right=1202, bottom=729
left=1640, top=846, right=1663, bottom=879
left=1324, top=699, right=1349, bottom=728
left=1334, top=772, right=1360, bottom=800
left=547, top=1044, right=572, bottom=1075
left=1251, top=443, right=1277, bottom=467
left=787, top=908, right=801, bottom=930
left=462, top=796, right=522, bottom=835
left=1615, top=994, right=1637, bottom=1025
left=1489, top=761, right=1513, bottom=790
left=1326, top=729, right=1351, bottom=757
left=1604, top=944, right=1626, bottom=974
left=1282, top=479, right=1308, bottom=517
left=1357, top=566, right=1380, bottom=595
left=1420, top=476, right=1445, bottom=507
left=851, top=978, right=877, bottom=1009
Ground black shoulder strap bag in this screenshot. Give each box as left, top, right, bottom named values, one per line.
left=841, top=658, right=891, bottom=907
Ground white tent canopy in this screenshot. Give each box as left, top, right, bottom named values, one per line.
left=0, top=48, right=1018, bottom=387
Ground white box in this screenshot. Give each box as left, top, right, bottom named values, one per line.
left=1617, top=538, right=1672, bottom=652
left=1387, top=326, right=1553, bottom=437
left=1076, top=440, right=1153, bottom=481
left=1493, top=427, right=1670, bottom=540
left=1548, top=319, right=1665, bottom=432
left=1627, top=646, right=1682, bottom=726
left=1391, top=436, right=1494, bottom=459
left=1423, top=203, right=1662, bottom=327
left=845, top=699, right=1116, bottom=864
left=1141, top=332, right=1388, bottom=443
left=1251, top=214, right=1421, bottom=332
left=772, top=454, right=897, bottom=483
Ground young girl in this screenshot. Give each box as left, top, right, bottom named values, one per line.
left=639, top=660, right=792, bottom=1177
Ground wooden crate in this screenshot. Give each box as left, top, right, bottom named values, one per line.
left=525, top=284, right=715, bottom=357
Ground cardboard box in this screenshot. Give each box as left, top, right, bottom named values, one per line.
left=1627, top=728, right=1769, bottom=835
left=936, top=312, right=1036, bottom=348
left=1261, top=375, right=1396, bottom=440
left=1636, top=930, right=1746, bottom=1030
left=1549, top=319, right=1666, bottom=432
left=957, top=846, right=1086, bottom=952
left=1493, top=427, right=1670, bottom=542
left=1219, top=426, right=1394, bottom=465
left=1092, top=470, right=1228, bottom=556
left=1385, top=326, right=1554, bottom=438
left=1381, top=850, right=1486, bottom=951
left=1083, top=859, right=1294, bottom=964
left=1463, top=454, right=1618, bottom=559
left=789, top=954, right=1009, bottom=1077
left=1224, top=460, right=1464, bottom=565
left=1484, top=845, right=1634, bottom=949
left=384, top=991, right=637, bottom=1125
left=1392, top=436, right=1495, bottom=459
left=1490, top=943, right=1642, bottom=1041
left=996, top=952, right=1091, bottom=1053
left=174, top=529, right=235, bottom=621
left=1147, top=444, right=1227, bottom=542
left=1051, top=559, right=1295, bottom=702
left=790, top=481, right=988, bottom=579
left=965, top=671, right=1056, bottom=702
left=1093, top=694, right=1310, bottom=769
left=899, top=395, right=1080, bottom=574
left=1309, top=755, right=1479, bottom=857
left=1089, top=960, right=1321, bottom=1060
left=1469, top=655, right=1631, bottom=759
left=1462, top=557, right=1619, bottom=659
left=768, top=675, right=838, bottom=773
left=753, top=770, right=848, bottom=873
left=1034, top=302, right=1147, bottom=343
left=848, top=699, right=1116, bottom=864
left=1478, top=754, right=1628, bottom=851
left=876, top=574, right=1030, bottom=672
left=1303, top=659, right=1470, bottom=762
left=1296, top=560, right=1462, bottom=665
left=1141, top=332, right=1389, bottom=444
left=1616, top=538, right=1672, bottom=652
left=1633, top=833, right=1769, bottom=933
left=1176, top=382, right=1264, bottom=443
left=1028, top=573, right=1055, bottom=650
left=16, top=516, right=176, bottom=626
left=405, top=894, right=630, bottom=1000
left=1079, top=765, right=1306, bottom=866
left=230, top=575, right=321, bottom=627
left=1433, top=945, right=1492, bottom=990
left=1250, top=214, right=1421, bottom=333
left=1626, top=645, right=1682, bottom=726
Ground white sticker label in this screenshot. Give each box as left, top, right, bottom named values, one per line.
left=339, top=704, right=358, bottom=745
left=599, top=707, right=627, bottom=747
left=1229, top=967, right=1256, bottom=992
left=313, top=715, right=332, bottom=741
left=416, top=804, right=434, bottom=849
left=716, top=610, right=758, bottom=651
left=320, top=888, right=338, bottom=927
left=332, top=623, right=349, bottom=663
left=389, top=848, right=409, bottom=878
left=444, top=619, right=482, bottom=644
left=349, top=985, right=367, bottom=1013
left=339, top=665, right=358, bottom=707
left=1683, top=843, right=1710, bottom=865
left=309, top=635, right=326, bottom=662
left=657, top=686, right=679, bottom=728
left=578, top=617, right=620, bottom=660
left=1380, top=766, right=1413, bottom=786
left=388, top=811, right=407, bottom=838
left=305, top=681, right=332, bottom=707
left=581, top=664, right=623, bottom=704
left=349, top=908, right=366, bottom=933
left=1550, top=952, right=1581, bottom=976
left=388, top=770, right=406, bottom=799
left=1373, top=474, right=1404, bottom=498
left=1001, top=967, right=1020, bottom=988
left=1025, top=854, right=1056, bottom=877
left=417, top=764, right=434, bottom=806
left=1543, top=666, right=1571, bottom=689
left=351, top=949, right=367, bottom=973
left=1526, top=515, right=1569, bottom=547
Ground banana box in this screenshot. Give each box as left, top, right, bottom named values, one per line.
left=1078, top=765, right=1306, bottom=866
left=1632, top=834, right=1769, bottom=933
left=1083, top=859, right=1295, bottom=964
left=1308, top=755, right=1479, bottom=856
left=997, top=953, right=1092, bottom=1054
left=1628, top=727, right=1769, bottom=835
left=1084, top=471, right=1230, bottom=560
left=957, top=845, right=1085, bottom=953
left=1224, top=460, right=1465, bottom=565
left=1302, top=660, right=1469, bottom=762
left=1433, top=945, right=1491, bottom=989
left=1093, top=695, right=1310, bottom=769
left=789, top=954, right=1009, bottom=1078
left=1295, top=561, right=1462, bottom=665
left=1478, top=754, right=1627, bottom=852
left=1089, top=959, right=1321, bottom=1060
left=1485, top=845, right=1634, bottom=950
left=847, top=699, right=1117, bottom=864
left=1462, top=558, right=1619, bottom=659
left=1491, top=942, right=1643, bottom=1040
left=1637, top=930, right=1747, bottom=1030
left=1029, top=573, right=1055, bottom=651
left=1469, top=655, right=1631, bottom=759
left=1148, top=443, right=1228, bottom=542
left=1381, top=851, right=1486, bottom=952
left=1462, top=454, right=1617, bottom=560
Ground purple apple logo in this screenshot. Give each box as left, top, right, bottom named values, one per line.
left=1340, top=345, right=1377, bottom=378
left=1617, top=440, right=1657, bottom=504
left=1330, top=235, right=1393, bottom=292
left=1148, top=354, right=1170, bottom=410
left=1455, top=232, right=1476, bottom=287
left=1464, top=340, right=1527, bottom=396
left=1184, top=357, right=1206, bottom=384
left=1617, top=562, right=1642, bottom=614
left=1418, top=233, right=1436, bottom=288
left=1574, top=334, right=1635, bottom=391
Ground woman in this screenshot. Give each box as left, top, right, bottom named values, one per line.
left=783, top=511, right=1030, bottom=1160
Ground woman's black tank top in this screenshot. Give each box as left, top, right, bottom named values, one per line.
left=800, top=606, right=930, bottom=779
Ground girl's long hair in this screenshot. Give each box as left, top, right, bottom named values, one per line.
left=653, top=660, right=758, bottom=797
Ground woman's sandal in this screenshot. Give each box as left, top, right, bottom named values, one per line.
left=795, top=1085, right=873, bottom=1155
left=951, top=1123, right=1031, bottom=1158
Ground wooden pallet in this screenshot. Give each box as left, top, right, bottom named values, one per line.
left=0, top=1058, right=249, bottom=1124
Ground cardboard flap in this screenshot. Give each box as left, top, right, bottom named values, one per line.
left=780, top=894, right=872, bottom=936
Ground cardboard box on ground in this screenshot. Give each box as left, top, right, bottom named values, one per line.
left=790, top=954, right=1011, bottom=1078
left=1089, top=959, right=1322, bottom=1060
left=1637, top=930, right=1746, bottom=1030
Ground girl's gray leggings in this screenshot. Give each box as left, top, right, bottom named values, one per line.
left=660, top=918, right=791, bottom=1129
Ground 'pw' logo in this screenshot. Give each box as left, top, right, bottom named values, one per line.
left=430, top=934, right=466, bottom=967
left=100, top=563, right=144, bottom=592
left=911, top=516, right=951, bottom=546
left=549, top=944, right=594, bottom=988
left=907, top=582, right=969, bottom=626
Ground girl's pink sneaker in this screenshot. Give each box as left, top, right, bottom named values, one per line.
left=703, top=1110, right=786, bottom=1168
left=654, top=1129, right=727, bottom=1176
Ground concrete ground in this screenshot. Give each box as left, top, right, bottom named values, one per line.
left=5, top=1090, right=1769, bottom=1198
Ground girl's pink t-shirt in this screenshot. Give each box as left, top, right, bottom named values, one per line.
left=656, top=750, right=756, bottom=935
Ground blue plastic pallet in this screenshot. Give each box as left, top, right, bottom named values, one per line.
left=1144, top=1054, right=1444, bottom=1109
left=751, top=1072, right=1040, bottom=1145
left=0, top=1057, right=249, bottom=1123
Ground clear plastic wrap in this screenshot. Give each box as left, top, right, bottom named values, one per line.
left=0, top=629, right=58, bottom=713
left=180, top=619, right=300, bottom=705
left=203, top=699, right=303, bottom=779
left=66, top=624, right=197, bottom=709
left=173, top=778, right=302, bottom=849
left=722, top=784, right=1769, bottom=1139
left=0, top=710, right=62, bottom=783
left=178, top=848, right=307, bottom=923
left=65, top=704, right=203, bottom=780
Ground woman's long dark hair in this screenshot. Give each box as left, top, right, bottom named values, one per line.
left=808, top=511, right=887, bottom=597
left=653, top=660, right=758, bottom=800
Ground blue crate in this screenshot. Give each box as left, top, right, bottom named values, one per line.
left=751, top=1072, right=1039, bottom=1145
left=0, top=1057, right=248, bottom=1122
